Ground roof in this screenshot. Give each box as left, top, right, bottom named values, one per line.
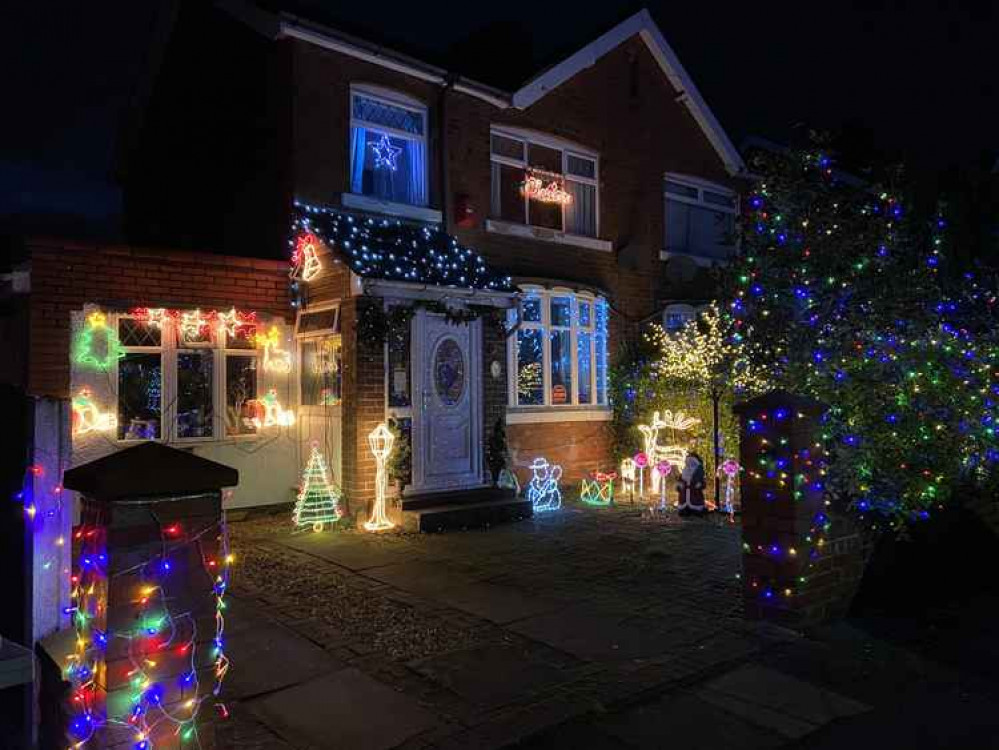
left=63, top=441, right=239, bottom=501
left=293, top=202, right=514, bottom=291
left=224, top=3, right=745, bottom=176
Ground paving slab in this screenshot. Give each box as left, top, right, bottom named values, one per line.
left=280, top=534, right=417, bottom=571
left=248, top=668, right=438, bottom=750
left=363, top=559, right=477, bottom=596
left=432, top=581, right=566, bottom=624
left=410, top=642, right=581, bottom=709
left=509, top=605, right=672, bottom=662
left=601, top=693, right=785, bottom=750
left=225, top=621, right=344, bottom=700
left=696, top=664, right=869, bottom=739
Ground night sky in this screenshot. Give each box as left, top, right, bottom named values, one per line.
left=2, top=0, right=996, bottom=238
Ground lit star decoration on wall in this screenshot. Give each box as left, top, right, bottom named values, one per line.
left=365, top=423, right=396, bottom=532
left=131, top=307, right=258, bottom=343
left=74, top=311, right=126, bottom=371
left=370, top=133, right=402, bottom=171
left=294, top=444, right=342, bottom=532
left=526, top=457, right=562, bottom=512
left=290, top=202, right=514, bottom=294
left=64, top=513, right=232, bottom=748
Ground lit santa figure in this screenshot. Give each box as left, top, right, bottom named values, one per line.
left=676, top=452, right=706, bottom=516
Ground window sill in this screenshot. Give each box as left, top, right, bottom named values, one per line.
left=341, top=193, right=442, bottom=224
left=486, top=219, right=612, bottom=253
left=506, top=406, right=611, bottom=424
left=659, top=249, right=733, bottom=267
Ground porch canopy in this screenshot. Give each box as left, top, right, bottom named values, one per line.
left=292, top=201, right=515, bottom=292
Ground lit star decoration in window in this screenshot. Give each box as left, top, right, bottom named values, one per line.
left=289, top=202, right=514, bottom=294
left=369, top=133, right=402, bottom=171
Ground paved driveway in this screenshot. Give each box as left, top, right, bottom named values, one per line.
left=215, top=504, right=869, bottom=749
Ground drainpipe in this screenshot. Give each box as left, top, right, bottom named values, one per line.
left=439, top=73, right=457, bottom=233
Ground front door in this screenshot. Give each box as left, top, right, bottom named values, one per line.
left=412, top=310, right=482, bottom=492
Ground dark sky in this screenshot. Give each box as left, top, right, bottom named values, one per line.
left=2, top=0, right=996, bottom=236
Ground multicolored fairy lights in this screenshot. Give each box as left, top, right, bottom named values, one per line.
left=365, top=423, right=396, bottom=532
left=526, top=457, right=562, bottom=512
left=729, top=147, right=999, bottom=527
left=293, top=444, right=341, bottom=532
left=64, top=511, right=232, bottom=748
left=74, top=311, right=125, bottom=371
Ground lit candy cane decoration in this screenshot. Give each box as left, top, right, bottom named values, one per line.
left=365, top=423, right=396, bottom=531
left=721, top=459, right=740, bottom=521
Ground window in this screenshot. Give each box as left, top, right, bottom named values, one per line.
left=297, top=305, right=342, bottom=408
left=664, top=176, right=738, bottom=260
left=490, top=129, right=598, bottom=238
left=349, top=88, right=428, bottom=207
left=663, top=303, right=696, bottom=331
left=509, top=288, right=609, bottom=408
left=116, top=312, right=265, bottom=442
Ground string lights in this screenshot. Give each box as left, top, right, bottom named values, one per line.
left=526, top=457, right=562, bottom=512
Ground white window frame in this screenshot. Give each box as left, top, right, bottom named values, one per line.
left=489, top=126, right=601, bottom=239
left=507, top=286, right=609, bottom=414
left=295, top=302, right=342, bottom=414
left=115, top=313, right=262, bottom=444
left=661, top=173, right=739, bottom=263
left=348, top=84, right=430, bottom=212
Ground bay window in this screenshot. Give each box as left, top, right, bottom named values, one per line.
left=663, top=175, right=737, bottom=261
left=349, top=87, right=428, bottom=207
left=116, top=312, right=265, bottom=442
left=509, top=288, right=609, bottom=408
left=490, top=129, right=599, bottom=238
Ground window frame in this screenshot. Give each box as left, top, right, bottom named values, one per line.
left=662, top=173, right=739, bottom=262
left=507, top=286, right=609, bottom=410
left=349, top=84, right=429, bottom=208
left=489, top=127, right=600, bottom=239
left=295, top=302, right=342, bottom=413
left=113, top=312, right=263, bottom=444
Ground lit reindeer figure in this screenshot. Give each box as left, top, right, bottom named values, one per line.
left=637, top=410, right=701, bottom=497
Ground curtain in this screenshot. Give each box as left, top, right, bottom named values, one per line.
left=349, top=126, right=367, bottom=195
left=407, top=139, right=427, bottom=207
left=565, top=180, right=596, bottom=237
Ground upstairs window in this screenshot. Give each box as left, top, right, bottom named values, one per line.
left=349, top=88, right=428, bottom=207
left=490, top=129, right=598, bottom=238
left=664, top=176, right=737, bottom=260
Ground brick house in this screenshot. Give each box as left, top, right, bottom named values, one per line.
left=12, top=5, right=747, bottom=540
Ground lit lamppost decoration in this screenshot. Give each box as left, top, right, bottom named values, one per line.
left=365, top=423, right=396, bottom=531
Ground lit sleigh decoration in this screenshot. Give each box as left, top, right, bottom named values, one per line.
left=520, top=168, right=573, bottom=205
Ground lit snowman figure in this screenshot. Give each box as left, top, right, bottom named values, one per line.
left=526, top=457, right=562, bottom=512
left=721, top=458, right=740, bottom=520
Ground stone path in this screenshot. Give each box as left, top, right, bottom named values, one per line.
left=211, top=503, right=985, bottom=749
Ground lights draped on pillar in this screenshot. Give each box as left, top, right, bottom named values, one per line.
left=365, top=423, right=396, bottom=532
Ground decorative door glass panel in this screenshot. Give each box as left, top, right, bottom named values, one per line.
left=118, top=353, right=161, bottom=440
left=300, top=337, right=342, bottom=406
left=177, top=351, right=214, bottom=439
left=434, top=338, right=465, bottom=406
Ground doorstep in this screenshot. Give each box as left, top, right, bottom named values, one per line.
left=401, top=487, right=532, bottom=533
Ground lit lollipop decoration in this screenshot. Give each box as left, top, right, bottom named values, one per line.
left=721, top=458, right=740, bottom=521
left=634, top=452, right=648, bottom=500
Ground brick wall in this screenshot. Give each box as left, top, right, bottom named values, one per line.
left=481, top=313, right=509, bottom=481
left=26, top=239, right=291, bottom=399
left=507, top=420, right=613, bottom=489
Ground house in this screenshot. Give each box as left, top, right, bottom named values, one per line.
left=10, top=4, right=747, bottom=561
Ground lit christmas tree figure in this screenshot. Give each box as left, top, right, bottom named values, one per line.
left=293, top=443, right=342, bottom=532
